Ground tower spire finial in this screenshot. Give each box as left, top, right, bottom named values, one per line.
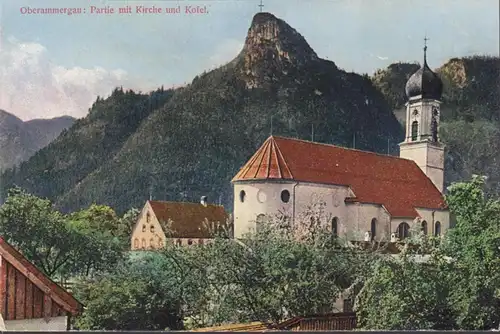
left=258, top=0, right=264, bottom=12
left=423, top=35, right=429, bottom=64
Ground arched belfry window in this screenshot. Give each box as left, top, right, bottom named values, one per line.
left=421, top=220, right=428, bottom=235
left=370, top=218, right=377, bottom=240
left=397, top=222, right=410, bottom=240
left=435, top=221, right=441, bottom=236
left=332, top=217, right=338, bottom=237
left=411, top=121, right=419, bottom=141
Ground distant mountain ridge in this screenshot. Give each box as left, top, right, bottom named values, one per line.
left=1, top=12, right=403, bottom=213
left=0, top=110, right=75, bottom=170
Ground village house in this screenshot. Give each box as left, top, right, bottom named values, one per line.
left=130, top=197, right=229, bottom=249
left=232, top=46, right=450, bottom=241
left=0, top=237, right=83, bottom=331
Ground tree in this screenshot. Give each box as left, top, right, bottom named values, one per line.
left=0, top=187, right=80, bottom=277
left=355, top=245, right=455, bottom=330
left=356, top=176, right=500, bottom=330
left=117, top=207, right=140, bottom=246
left=182, top=202, right=368, bottom=328
left=73, top=252, right=184, bottom=330
left=442, top=175, right=500, bottom=329
left=0, top=188, right=125, bottom=279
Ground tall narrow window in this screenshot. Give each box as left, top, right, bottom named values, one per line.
left=150, top=225, right=155, bottom=233
left=397, top=222, right=410, bottom=240
left=141, top=239, right=146, bottom=249
left=146, top=212, right=151, bottom=223
left=411, top=121, right=419, bottom=141
left=435, top=221, right=441, bottom=236
left=421, top=220, right=428, bottom=235
left=142, top=224, right=146, bottom=232
left=149, top=238, right=155, bottom=248
left=370, top=218, right=377, bottom=240
left=332, top=217, right=338, bottom=237
left=239, top=190, right=246, bottom=203
left=133, top=238, right=139, bottom=249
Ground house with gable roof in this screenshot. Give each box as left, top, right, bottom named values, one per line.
left=130, top=198, right=229, bottom=249
left=232, top=46, right=450, bottom=241
left=0, top=237, right=82, bottom=331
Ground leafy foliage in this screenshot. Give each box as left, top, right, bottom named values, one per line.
left=73, top=252, right=184, bottom=330
left=356, top=176, right=500, bottom=330
left=0, top=188, right=126, bottom=278
left=73, top=202, right=373, bottom=330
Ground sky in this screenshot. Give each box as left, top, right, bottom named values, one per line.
left=0, top=0, right=498, bottom=121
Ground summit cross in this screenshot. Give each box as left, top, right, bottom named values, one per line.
left=258, top=0, right=264, bottom=12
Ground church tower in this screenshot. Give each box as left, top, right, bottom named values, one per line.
left=399, top=40, right=445, bottom=193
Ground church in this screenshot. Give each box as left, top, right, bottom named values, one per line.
left=232, top=46, right=450, bottom=241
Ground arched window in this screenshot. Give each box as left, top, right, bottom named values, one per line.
left=332, top=217, right=338, bottom=237
left=397, top=222, right=410, bottom=240
left=149, top=238, right=155, bottom=248
left=370, top=218, right=377, bottom=240
left=435, top=221, right=441, bottom=236
left=150, top=225, right=155, bottom=233
left=239, top=190, right=246, bottom=203
left=411, top=121, right=419, bottom=141
left=256, top=214, right=266, bottom=232
left=142, top=224, right=146, bottom=232
left=133, top=238, right=139, bottom=249
left=281, top=190, right=290, bottom=203
left=146, top=212, right=151, bottom=223
left=188, top=239, right=193, bottom=245
left=421, top=220, right=428, bottom=235
left=141, top=238, right=146, bottom=249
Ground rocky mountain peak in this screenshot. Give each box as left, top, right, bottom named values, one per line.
left=234, top=12, right=321, bottom=88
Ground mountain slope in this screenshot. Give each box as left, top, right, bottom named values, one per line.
left=1, top=88, right=175, bottom=201
left=50, top=12, right=403, bottom=213
left=0, top=110, right=75, bottom=170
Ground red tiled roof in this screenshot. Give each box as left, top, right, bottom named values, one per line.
left=0, top=237, right=83, bottom=316
left=232, top=136, right=447, bottom=217
left=148, top=201, right=228, bottom=238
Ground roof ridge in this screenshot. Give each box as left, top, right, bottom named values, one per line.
left=148, top=200, right=225, bottom=208
left=272, top=136, right=294, bottom=178
left=270, top=135, right=406, bottom=161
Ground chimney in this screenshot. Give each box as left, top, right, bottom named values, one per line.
left=200, top=196, right=208, bottom=207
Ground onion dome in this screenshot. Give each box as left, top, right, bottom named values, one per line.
left=405, top=45, right=443, bottom=100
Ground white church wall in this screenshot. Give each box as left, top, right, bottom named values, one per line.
left=293, top=182, right=353, bottom=236
left=233, top=181, right=296, bottom=238
left=415, top=208, right=450, bottom=235
left=345, top=203, right=391, bottom=241
left=234, top=181, right=394, bottom=240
